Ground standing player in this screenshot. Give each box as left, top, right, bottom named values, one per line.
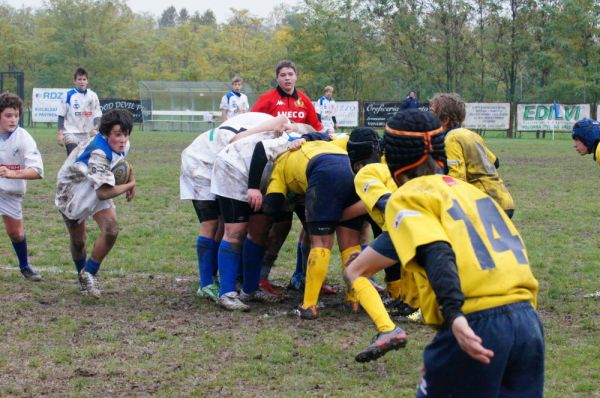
left=55, top=109, right=136, bottom=298
left=316, top=86, right=337, bottom=135
left=56, top=67, right=102, bottom=156
left=571, top=118, right=600, bottom=164
left=0, top=93, right=44, bottom=281
left=430, top=93, right=515, bottom=217
left=220, top=76, right=250, bottom=121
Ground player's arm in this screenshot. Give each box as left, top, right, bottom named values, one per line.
left=0, top=167, right=41, bottom=180
left=416, top=241, right=494, bottom=364
left=57, top=116, right=65, bottom=146
left=305, top=99, right=323, bottom=132
left=96, top=179, right=136, bottom=201
left=229, top=115, right=289, bottom=143
left=444, top=138, right=467, bottom=180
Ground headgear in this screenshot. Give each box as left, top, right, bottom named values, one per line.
left=572, top=118, right=600, bottom=153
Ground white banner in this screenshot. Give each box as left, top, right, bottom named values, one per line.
left=32, top=88, right=69, bottom=123
left=313, top=100, right=359, bottom=128
left=517, top=103, right=590, bottom=131
left=464, top=103, right=510, bottom=130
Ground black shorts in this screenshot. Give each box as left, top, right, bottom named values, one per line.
left=192, top=200, right=220, bottom=223
left=217, top=196, right=260, bottom=224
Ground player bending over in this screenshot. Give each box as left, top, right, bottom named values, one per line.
left=571, top=118, right=600, bottom=164
left=55, top=109, right=136, bottom=298
left=0, top=93, right=44, bottom=281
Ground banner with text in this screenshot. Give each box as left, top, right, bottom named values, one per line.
left=517, top=104, right=590, bottom=131
left=32, top=88, right=68, bottom=122
left=312, top=100, right=359, bottom=127
left=363, top=102, right=402, bottom=127
left=464, top=103, right=510, bottom=130
left=100, top=99, right=143, bottom=123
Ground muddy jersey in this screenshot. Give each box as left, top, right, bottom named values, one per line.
left=354, top=163, right=396, bottom=230
left=0, top=127, right=44, bottom=195
left=385, top=174, right=538, bottom=327
left=252, top=86, right=323, bottom=132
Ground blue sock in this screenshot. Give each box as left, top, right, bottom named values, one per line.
left=294, top=241, right=303, bottom=275
left=218, top=240, right=241, bottom=296
left=84, top=258, right=101, bottom=275
left=73, top=257, right=86, bottom=273
left=196, top=236, right=218, bottom=288
left=242, top=239, right=265, bottom=294
left=11, top=237, right=29, bottom=270
left=212, top=241, right=220, bottom=278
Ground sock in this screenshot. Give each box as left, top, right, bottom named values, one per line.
left=293, top=241, right=303, bottom=275
left=302, top=248, right=331, bottom=308
left=242, top=239, right=265, bottom=294
left=218, top=240, right=241, bottom=296
left=341, top=245, right=362, bottom=302
left=301, top=241, right=310, bottom=274
left=196, top=236, right=218, bottom=288
left=385, top=278, right=403, bottom=300
left=353, top=277, right=395, bottom=333
left=84, top=258, right=101, bottom=275
left=73, top=256, right=86, bottom=273
left=260, top=253, right=277, bottom=280
left=11, top=237, right=29, bottom=270
left=212, top=241, right=220, bottom=279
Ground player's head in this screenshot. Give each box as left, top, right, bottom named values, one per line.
left=384, top=108, right=445, bottom=184
left=324, top=86, right=334, bottom=97
left=0, top=92, right=23, bottom=133
left=275, top=61, right=298, bottom=94
left=429, top=93, right=465, bottom=131
left=231, top=76, right=243, bottom=92
left=100, top=109, right=133, bottom=153
left=572, top=118, right=600, bottom=155
left=275, top=60, right=296, bottom=76
left=73, top=67, right=89, bottom=91
left=347, top=127, right=382, bottom=172
left=408, top=90, right=416, bottom=98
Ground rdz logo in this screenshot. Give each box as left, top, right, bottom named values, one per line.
left=43, top=92, right=64, bottom=99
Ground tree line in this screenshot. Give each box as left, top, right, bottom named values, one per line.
left=0, top=0, right=598, bottom=106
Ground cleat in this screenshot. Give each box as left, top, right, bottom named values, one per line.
left=20, top=265, right=42, bottom=282
left=287, top=272, right=305, bottom=291
left=197, top=283, right=220, bottom=302
left=239, top=289, right=283, bottom=303
left=78, top=278, right=88, bottom=296
left=259, top=279, right=287, bottom=299
left=217, top=293, right=250, bottom=311
left=405, top=308, right=423, bottom=324
left=355, top=326, right=407, bottom=363
left=385, top=299, right=419, bottom=318
left=291, top=305, right=318, bottom=320
left=320, top=283, right=337, bottom=295
left=79, top=270, right=101, bottom=299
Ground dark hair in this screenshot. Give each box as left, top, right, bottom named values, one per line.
left=74, top=67, right=88, bottom=80
left=99, top=109, right=133, bottom=137
left=275, top=60, right=297, bottom=75
left=0, top=92, right=24, bottom=115
left=430, top=93, right=465, bottom=130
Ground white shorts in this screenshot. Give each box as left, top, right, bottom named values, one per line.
left=62, top=199, right=114, bottom=225
left=0, top=191, right=24, bottom=219
left=180, top=173, right=215, bottom=201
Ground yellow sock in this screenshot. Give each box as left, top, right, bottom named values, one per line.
left=341, top=245, right=362, bottom=302
left=303, top=247, right=331, bottom=308
left=353, top=276, right=395, bottom=332
left=386, top=278, right=403, bottom=300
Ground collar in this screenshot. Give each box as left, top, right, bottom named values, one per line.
left=75, top=87, right=88, bottom=94
left=277, top=85, right=298, bottom=100
left=230, top=90, right=241, bottom=97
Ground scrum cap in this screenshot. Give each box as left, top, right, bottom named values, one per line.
left=383, top=109, right=445, bottom=178
left=347, top=127, right=382, bottom=167
left=572, top=118, right=600, bottom=152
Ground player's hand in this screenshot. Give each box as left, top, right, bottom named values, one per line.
left=451, top=316, right=494, bottom=364
left=288, top=138, right=305, bottom=151
left=56, top=130, right=65, bottom=147
left=0, top=166, right=16, bottom=179
left=126, top=169, right=136, bottom=202
left=247, top=188, right=262, bottom=211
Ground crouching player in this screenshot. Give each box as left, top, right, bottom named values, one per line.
left=0, top=93, right=44, bottom=281
left=571, top=118, right=600, bottom=164
left=55, top=109, right=136, bottom=298
left=382, top=109, right=544, bottom=397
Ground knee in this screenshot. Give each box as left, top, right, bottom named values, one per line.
left=101, top=218, right=120, bottom=241
left=71, top=235, right=86, bottom=253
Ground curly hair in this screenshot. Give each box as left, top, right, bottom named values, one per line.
left=430, top=93, right=465, bottom=130
left=0, top=92, right=24, bottom=115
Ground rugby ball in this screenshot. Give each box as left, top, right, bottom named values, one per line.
left=111, top=159, right=132, bottom=185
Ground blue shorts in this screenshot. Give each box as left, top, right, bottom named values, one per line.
left=416, top=301, right=544, bottom=398
left=305, top=154, right=358, bottom=224
left=369, top=231, right=399, bottom=262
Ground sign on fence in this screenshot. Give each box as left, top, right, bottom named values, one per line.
left=464, top=103, right=510, bottom=130
left=517, top=104, right=590, bottom=131
left=100, top=99, right=143, bottom=123
left=312, top=100, right=359, bottom=127
left=32, top=88, right=68, bottom=122
left=363, top=102, right=403, bottom=127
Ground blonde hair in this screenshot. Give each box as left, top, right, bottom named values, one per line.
left=231, top=76, right=243, bottom=84
left=324, top=86, right=334, bottom=93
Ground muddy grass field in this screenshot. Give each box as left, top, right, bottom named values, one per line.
left=1, top=129, right=599, bottom=397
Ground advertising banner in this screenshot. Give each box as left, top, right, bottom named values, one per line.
left=32, top=88, right=68, bottom=122
left=312, top=100, right=359, bottom=127
left=517, top=104, right=590, bottom=131
left=464, top=103, right=510, bottom=130
left=362, top=102, right=403, bottom=127
left=100, top=99, right=143, bottom=123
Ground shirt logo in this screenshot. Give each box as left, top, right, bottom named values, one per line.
left=393, top=209, right=421, bottom=229
left=363, top=179, right=377, bottom=193
left=442, top=175, right=458, bottom=186
left=295, top=98, right=304, bottom=108
left=73, top=103, right=80, bottom=109
left=276, top=100, right=285, bottom=106
left=12, top=148, right=20, bottom=156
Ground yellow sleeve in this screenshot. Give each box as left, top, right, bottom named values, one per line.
left=595, top=146, right=600, bottom=166
left=444, top=134, right=467, bottom=181
left=354, top=164, right=396, bottom=228
left=331, top=134, right=349, bottom=151
left=266, top=157, right=288, bottom=196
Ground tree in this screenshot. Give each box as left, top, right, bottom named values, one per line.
left=159, top=6, right=177, bottom=27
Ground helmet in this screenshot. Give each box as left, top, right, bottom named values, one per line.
left=572, top=118, right=600, bottom=152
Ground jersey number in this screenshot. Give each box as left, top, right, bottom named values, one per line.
left=448, top=197, right=528, bottom=269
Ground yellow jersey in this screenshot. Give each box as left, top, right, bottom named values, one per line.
left=385, top=174, right=538, bottom=326
left=267, top=140, right=347, bottom=196
left=445, top=127, right=514, bottom=212
left=354, top=163, right=397, bottom=230
left=595, top=145, right=600, bottom=166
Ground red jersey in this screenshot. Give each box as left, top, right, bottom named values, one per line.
left=252, top=86, right=323, bottom=131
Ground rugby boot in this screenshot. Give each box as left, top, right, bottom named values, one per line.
left=355, top=326, right=407, bottom=363
left=20, top=265, right=42, bottom=282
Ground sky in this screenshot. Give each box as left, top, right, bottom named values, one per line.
left=14, top=0, right=301, bottom=22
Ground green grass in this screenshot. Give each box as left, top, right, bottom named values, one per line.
left=0, top=126, right=598, bottom=397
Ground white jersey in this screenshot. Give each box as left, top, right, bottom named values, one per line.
left=210, top=131, right=296, bottom=202
left=0, top=127, right=44, bottom=196
left=55, top=135, right=125, bottom=221
left=220, top=90, right=250, bottom=120
left=180, top=112, right=273, bottom=201
left=57, top=88, right=102, bottom=145
left=316, top=96, right=336, bottom=132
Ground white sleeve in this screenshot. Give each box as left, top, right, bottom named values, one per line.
left=241, top=94, right=250, bottom=111
left=92, top=92, right=102, bottom=119
left=262, top=135, right=293, bottom=161
left=57, top=98, right=68, bottom=117
left=220, top=95, right=228, bottom=110
left=22, top=134, right=44, bottom=178
left=315, top=98, right=323, bottom=114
